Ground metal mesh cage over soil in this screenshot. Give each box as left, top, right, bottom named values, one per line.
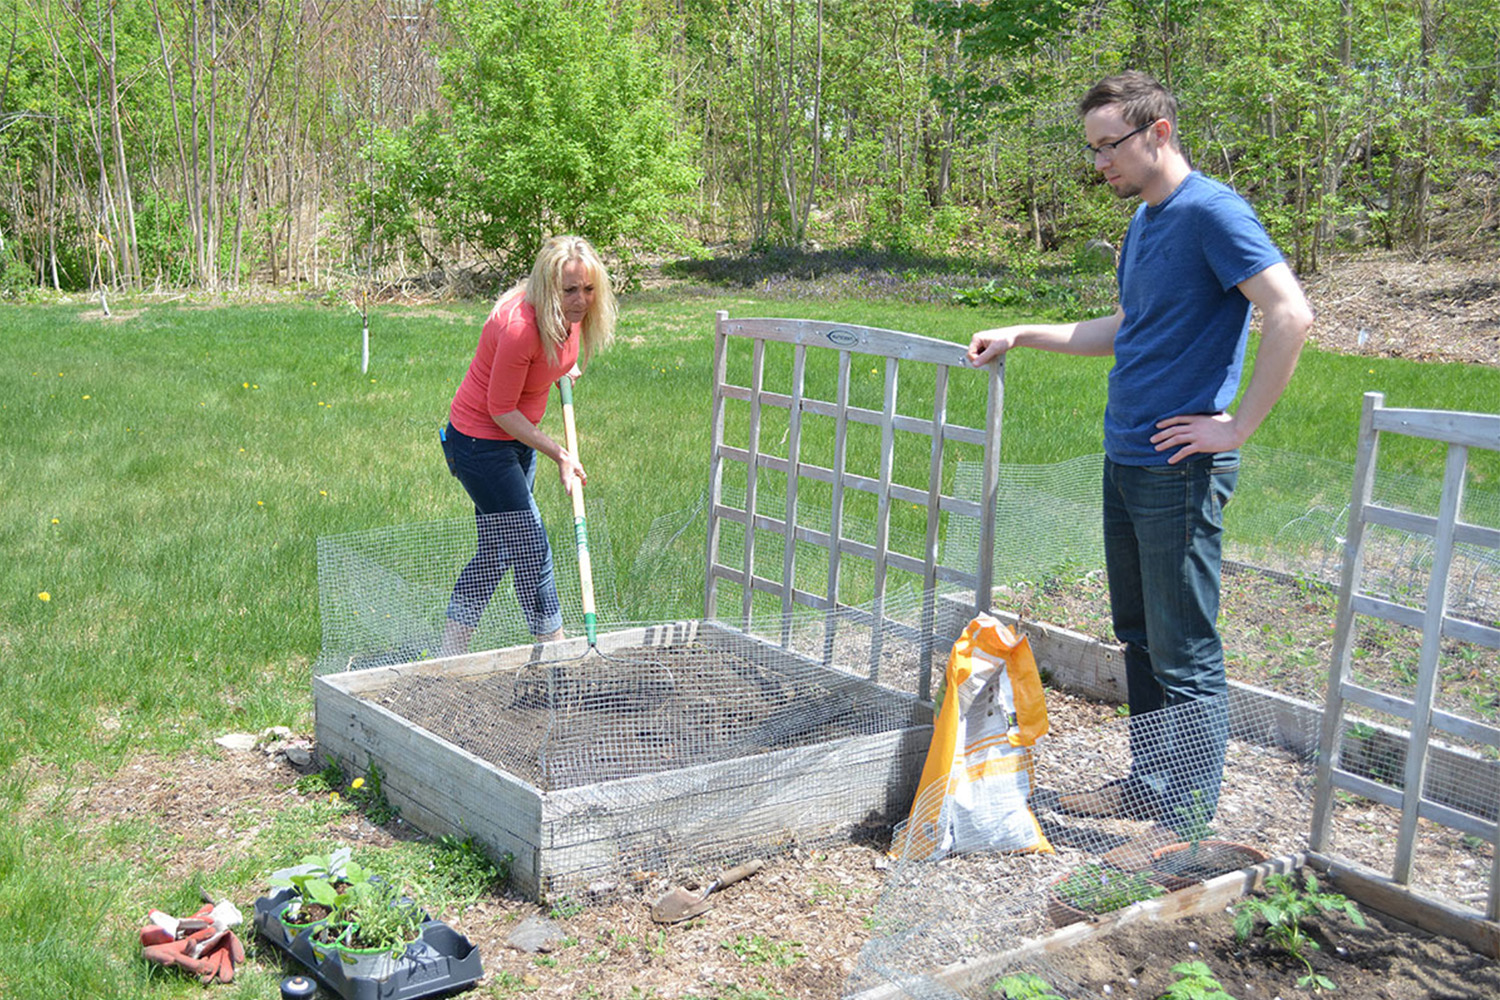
left=366, top=638, right=925, bottom=791
left=314, top=614, right=950, bottom=901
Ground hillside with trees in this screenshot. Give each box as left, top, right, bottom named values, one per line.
left=1, top=0, right=1495, bottom=295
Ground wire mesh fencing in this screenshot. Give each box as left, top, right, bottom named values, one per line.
left=316, top=591, right=954, bottom=901
left=315, top=508, right=623, bottom=675
left=845, top=431, right=1500, bottom=999
left=311, top=440, right=1497, bottom=961
left=847, top=693, right=1316, bottom=1000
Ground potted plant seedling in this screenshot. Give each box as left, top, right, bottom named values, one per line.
left=1151, top=791, right=1269, bottom=890
left=1047, top=863, right=1165, bottom=927
left=330, top=871, right=426, bottom=980
left=277, top=874, right=338, bottom=935
left=269, top=852, right=362, bottom=943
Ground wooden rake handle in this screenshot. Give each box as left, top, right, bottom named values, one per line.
left=556, top=377, right=597, bottom=647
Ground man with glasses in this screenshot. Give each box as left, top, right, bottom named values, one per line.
left=968, top=71, right=1314, bottom=864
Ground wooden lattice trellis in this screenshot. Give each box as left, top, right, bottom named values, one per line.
left=704, top=313, right=1004, bottom=699
left=1311, top=391, right=1500, bottom=921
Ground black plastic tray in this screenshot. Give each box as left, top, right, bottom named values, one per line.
left=253, top=888, right=483, bottom=1000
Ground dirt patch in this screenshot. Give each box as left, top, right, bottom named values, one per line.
left=80, top=307, right=143, bottom=321
left=370, top=643, right=917, bottom=789
left=1303, top=252, right=1500, bottom=366
left=1058, top=903, right=1500, bottom=999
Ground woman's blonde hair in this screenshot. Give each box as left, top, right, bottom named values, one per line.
left=506, top=235, right=617, bottom=367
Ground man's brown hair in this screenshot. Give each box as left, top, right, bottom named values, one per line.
left=1079, top=71, right=1179, bottom=147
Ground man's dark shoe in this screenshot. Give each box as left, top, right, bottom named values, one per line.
left=1056, top=778, right=1162, bottom=822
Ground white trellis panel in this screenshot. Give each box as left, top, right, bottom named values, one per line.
left=704, top=312, right=1004, bottom=699
left=1310, top=391, right=1500, bottom=920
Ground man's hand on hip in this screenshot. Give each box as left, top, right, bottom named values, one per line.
left=1151, top=412, right=1241, bottom=464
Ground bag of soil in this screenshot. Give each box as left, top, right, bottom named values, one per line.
left=897, top=614, right=1051, bottom=860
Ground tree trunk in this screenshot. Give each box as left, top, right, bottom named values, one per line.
left=103, top=5, right=139, bottom=286
left=151, top=0, right=204, bottom=285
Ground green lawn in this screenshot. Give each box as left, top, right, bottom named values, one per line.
left=1, top=290, right=1497, bottom=998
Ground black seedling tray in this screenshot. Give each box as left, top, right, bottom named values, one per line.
left=253, top=888, right=483, bottom=1000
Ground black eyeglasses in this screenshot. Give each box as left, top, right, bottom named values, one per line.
left=1083, top=120, right=1155, bottom=160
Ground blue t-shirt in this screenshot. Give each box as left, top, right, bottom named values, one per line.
left=1105, top=171, right=1284, bottom=465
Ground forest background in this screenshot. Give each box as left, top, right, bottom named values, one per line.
left=1, top=0, right=1497, bottom=298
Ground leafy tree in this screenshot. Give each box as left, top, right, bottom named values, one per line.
left=362, top=0, right=696, bottom=280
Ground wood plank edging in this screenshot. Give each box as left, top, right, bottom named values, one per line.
left=1306, top=852, right=1500, bottom=960
left=847, top=854, right=1307, bottom=1000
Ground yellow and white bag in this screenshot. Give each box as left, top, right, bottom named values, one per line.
left=897, top=614, right=1051, bottom=860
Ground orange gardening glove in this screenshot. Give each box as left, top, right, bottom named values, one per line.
left=140, top=902, right=247, bottom=984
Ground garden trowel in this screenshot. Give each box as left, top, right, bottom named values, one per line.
left=650, top=859, right=764, bottom=923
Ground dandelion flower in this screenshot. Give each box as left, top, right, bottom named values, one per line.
left=351, top=778, right=365, bottom=790
left=319, top=490, right=328, bottom=497
left=82, top=395, right=91, bottom=400
left=329, top=791, right=340, bottom=803
left=257, top=500, right=265, bottom=507
left=243, top=382, right=250, bottom=388
left=51, top=518, right=59, bottom=524
left=38, top=592, right=51, bottom=602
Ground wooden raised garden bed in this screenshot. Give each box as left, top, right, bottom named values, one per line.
left=314, top=620, right=934, bottom=900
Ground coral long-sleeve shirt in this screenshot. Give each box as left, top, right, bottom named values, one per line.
left=449, top=290, right=579, bottom=440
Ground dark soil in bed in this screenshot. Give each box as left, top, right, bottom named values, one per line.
left=1054, top=901, right=1500, bottom=999
left=368, top=642, right=922, bottom=790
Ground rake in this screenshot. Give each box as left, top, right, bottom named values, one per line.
left=511, top=377, right=677, bottom=713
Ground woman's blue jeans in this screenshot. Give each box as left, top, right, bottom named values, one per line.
left=441, top=424, right=562, bottom=637
left=1103, top=453, right=1238, bottom=833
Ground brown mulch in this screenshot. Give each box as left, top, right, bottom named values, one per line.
left=1301, top=252, right=1500, bottom=366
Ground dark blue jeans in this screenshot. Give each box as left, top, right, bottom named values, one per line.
left=441, top=424, right=561, bottom=637
left=1103, top=453, right=1238, bottom=833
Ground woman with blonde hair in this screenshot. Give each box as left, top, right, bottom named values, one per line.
left=439, top=235, right=617, bottom=654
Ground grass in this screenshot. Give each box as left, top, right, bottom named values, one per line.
left=1, top=286, right=1498, bottom=999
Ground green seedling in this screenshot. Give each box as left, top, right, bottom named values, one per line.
left=269, top=851, right=354, bottom=923
left=993, top=971, right=1066, bottom=998
left=1053, top=863, right=1164, bottom=915
left=1173, top=789, right=1217, bottom=849
left=1160, top=960, right=1238, bottom=999
left=721, top=933, right=805, bottom=967
left=1233, top=872, right=1364, bottom=992
left=549, top=895, right=584, bottom=920
left=340, top=875, right=424, bottom=957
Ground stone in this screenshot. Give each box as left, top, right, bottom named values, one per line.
left=507, top=914, right=568, bottom=953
